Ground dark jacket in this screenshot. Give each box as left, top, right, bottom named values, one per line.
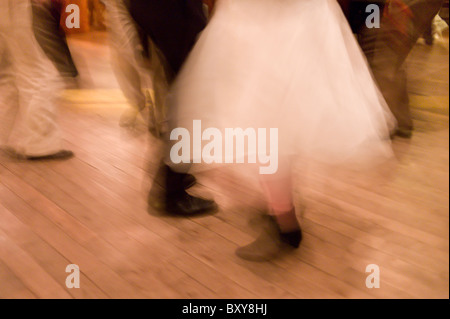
left=129, top=0, right=207, bottom=79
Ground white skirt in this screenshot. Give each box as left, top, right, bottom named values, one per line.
left=170, top=0, right=396, bottom=171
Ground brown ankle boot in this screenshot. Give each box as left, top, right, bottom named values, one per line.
left=235, top=215, right=301, bottom=262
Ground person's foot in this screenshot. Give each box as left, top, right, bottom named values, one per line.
left=148, top=186, right=217, bottom=216
left=63, top=75, right=81, bottom=89
left=119, top=108, right=140, bottom=127
left=424, top=33, right=434, bottom=45
left=2, top=147, right=74, bottom=161
left=148, top=164, right=215, bottom=216
left=236, top=215, right=302, bottom=262
left=394, top=127, right=413, bottom=139
left=153, top=164, right=197, bottom=190
left=235, top=220, right=284, bottom=262
left=165, top=190, right=218, bottom=216
left=26, top=150, right=74, bottom=161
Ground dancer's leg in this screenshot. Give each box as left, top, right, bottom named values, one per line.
left=236, top=158, right=302, bottom=261
left=259, top=159, right=300, bottom=234
left=7, top=0, right=66, bottom=157
left=31, top=0, right=79, bottom=79
left=130, top=0, right=216, bottom=216
left=106, top=0, right=147, bottom=127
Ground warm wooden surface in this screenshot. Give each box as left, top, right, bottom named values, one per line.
left=0, top=31, right=448, bottom=299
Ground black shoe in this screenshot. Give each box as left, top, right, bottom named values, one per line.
left=268, top=214, right=302, bottom=248
left=279, top=228, right=302, bottom=248
left=2, top=147, right=74, bottom=161
left=26, top=150, right=74, bottom=161
left=179, top=172, right=196, bottom=190
left=165, top=190, right=218, bottom=216
left=154, top=164, right=197, bottom=190
left=149, top=164, right=213, bottom=215
left=394, top=127, right=413, bottom=139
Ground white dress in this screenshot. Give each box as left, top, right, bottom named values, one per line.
left=170, top=0, right=396, bottom=169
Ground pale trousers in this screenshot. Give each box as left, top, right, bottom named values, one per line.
left=0, top=0, right=63, bottom=156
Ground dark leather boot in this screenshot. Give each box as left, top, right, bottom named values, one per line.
left=154, top=164, right=196, bottom=190
left=165, top=190, right=218, bottom=216
left=149, top=164, right=217, bottom=216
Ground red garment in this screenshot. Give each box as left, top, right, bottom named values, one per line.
left=383, top=0, right=414, bottom=36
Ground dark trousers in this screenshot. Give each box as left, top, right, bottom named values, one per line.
left=357, top=0, right=444, bottom=130
left=129, top=0, right=206, bottom=81
left=129, top=0, right=207, bottom=180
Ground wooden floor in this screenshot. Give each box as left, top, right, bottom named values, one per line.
left=0, top=31, right=448, bottom=299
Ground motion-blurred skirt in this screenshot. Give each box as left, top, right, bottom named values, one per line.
left=170, top=0, right=396, bottom=169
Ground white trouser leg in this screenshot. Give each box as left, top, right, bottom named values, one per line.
left=0, top=32, right=20, bottom=146
left=0, top=0, right=63, bottom=156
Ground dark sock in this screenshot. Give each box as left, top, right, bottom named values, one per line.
left=270, top=211, right=302, bottom=248
left=273, top=210, right=301, bottom=233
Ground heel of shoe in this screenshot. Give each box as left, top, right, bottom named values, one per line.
left=280, top=229, right=302, bottom=248
left=268, top=214, right=302, bottom=248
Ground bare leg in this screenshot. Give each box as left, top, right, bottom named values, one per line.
left=259, top=159, right=300, bottom=233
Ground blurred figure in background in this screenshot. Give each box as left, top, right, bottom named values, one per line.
left=356, top=0, right=444, bottom=138
left=31, top=0, right=79, bottom=87
left=422, top=17, right=436, bottom=45
left=0, top=0, right=73, bottom=160
left=104, top=0, right=168, bottom=133
left=89, top=0, right=107, bottom=30
left=203, top=0, right=216, bottom=17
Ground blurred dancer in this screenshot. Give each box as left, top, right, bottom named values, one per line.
left=171, top=0, right=395, bottom=260
left=422, top=18, right=435, bottom=45
left=358, top=0, right=444, bottom=138
left=203, top=0, right=216, bottom=17
left=31, top=0, right=79, bottom=84
left=105, top=0, right=168, bottom=131
left=89, top=0, right=107, bottom=30
left=0, top=0, right=73, bottom=160
left=129, top=0, right=217, bottom=215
